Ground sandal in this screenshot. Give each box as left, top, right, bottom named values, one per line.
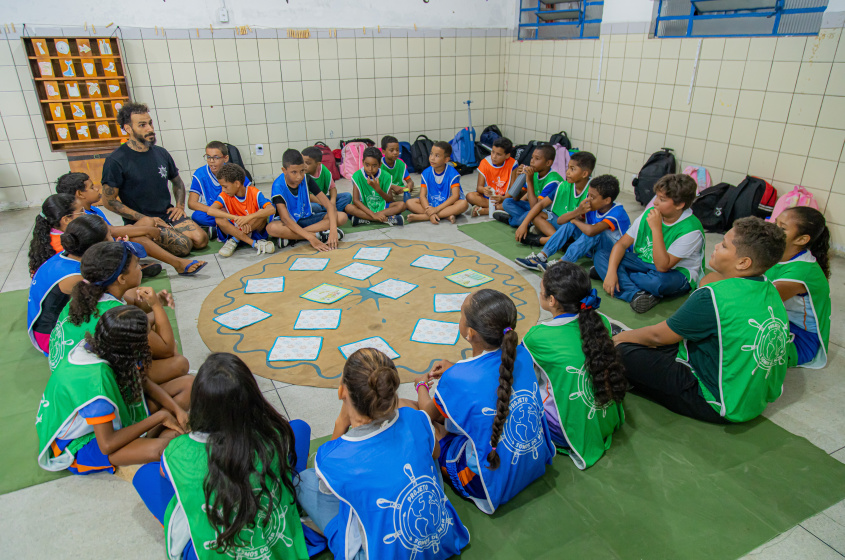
left=471, top=205, right=483, bottom=218
left=178, top=260, right=208, bottom=276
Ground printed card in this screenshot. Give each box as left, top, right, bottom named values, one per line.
left=434, top=293, right=471, bottom=313
left=353, top=247, right=391, bottom=261
left=290, top=257, right=329, bottom=271
left=245, top=276, right=285, bottom=294
left=410, top=254, right=454, bottom=271
left=336, top=262, right=381, bottom=281
left=294, top=309, right=342, bottom=330
left=411, top=319, right=460, bottom=345
left=446, top=269, right=494, bottom=288
left=301, top=283, right=352, bottom=304
left=269, top=336, right=323, bottom=361
left=213, top=305, right=271, bottom=331
left=338, top=336, right=400, bottom=360
left=369, top=278, right=417, bottom=300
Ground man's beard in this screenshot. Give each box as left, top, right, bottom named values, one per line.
left=133, top=130, right=156, bottom=148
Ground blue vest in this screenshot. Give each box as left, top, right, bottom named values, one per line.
left=315, top=408, right=470, bottom=560
left=271, top=173, right=312, bottom=222
left=85, top=206, right=111, bottom=226
left=27, top=253, right=80, bottom=354
left=434, top=346, right=555, bottom=514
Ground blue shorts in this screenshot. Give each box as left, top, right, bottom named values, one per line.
left=438, top=433, right=485, bottom=500
left=790, top=322, right=820, bottom=365
left=67, top=437, right=114, bottom=475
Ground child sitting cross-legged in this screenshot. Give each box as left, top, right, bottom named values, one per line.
left=380, top=135, right=418, bottom=202
left=466, top=136, right=517, bottom=217
left=515, top=174, right=630, bottom=272
left=345, top=146, right=406, bottom=227
left=406, top=141, right=469, bottom=224
left=302, top=145, right=352, bottom=214
left=595, top=173, right=704, bottom=313
left=188, top=141, right=252, bottom=241
left=614, top=217, right=788, bottom=424
left=204, top=163, right=277, bottom=257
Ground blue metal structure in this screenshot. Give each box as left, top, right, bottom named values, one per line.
left=518, top=0, right=604, bottom=40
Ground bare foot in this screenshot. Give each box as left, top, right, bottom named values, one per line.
left=407, top=214, right=429, bottom=223
left=448, top=215, right=457, bottom=224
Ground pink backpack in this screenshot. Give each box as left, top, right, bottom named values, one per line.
left=767, top=185, right=819, bottom=222
left=550, top=144, right=570, bottom=178
left=339, top=141, right=368, bottom=179
left=683, top=165, right=712, bottom=195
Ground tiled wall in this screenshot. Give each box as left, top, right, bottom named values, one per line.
left=0, top=27, right=506, bottom=207
left=500, top=24, right=845, bottom=247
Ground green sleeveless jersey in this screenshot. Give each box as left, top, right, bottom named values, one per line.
left=765, top=253, right=830, bottom=369
left=351, top=169, right=390, bottom=213
left=523, top=314, right=624, bottom=470
left=550, top=180, right=590, bottom=217
left=531, top=170, right=563, bottom=198
left=381, top=157, right=408, bottom=187
left=162, top=434, right=309, bottom=560
left=631, top=208, right=705, bottom=288
left=309, top=164, right=332, bottom=195
left=49, top=295, right=123, bottom=372
left=677, top=278, right=790, bottom=422
left=37, top=341, right=147, bottom=471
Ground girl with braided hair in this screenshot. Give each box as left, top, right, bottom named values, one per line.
left=412, top=289, right=554, bottom=514
left=28, top=193, right=84, bottom=275
left=524, top=261, right=626, bottom=470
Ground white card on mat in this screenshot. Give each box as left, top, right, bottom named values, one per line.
left=214, top=305, right=271, bottom=330
left=338, top=336, right=400, bottom=360
left=446, top=269, right=494, bottom=288
left=245, top=276, right=285, bottom=293
left=269, top=336, right=323, bottom=361
left=411, top=255, right=454, bottom=271
left=301, top=283, right=352, bottom=304
left=411, top=319, right=460, bottom=345
left=336, top=262, right=382, bottom=281
left=354, top=247, right=391, bottom=261
left=369, top=278, right=417, bottom=299
left=290, top=258, right=329, bottom=271
left=294, top=309, right=342, bottom=330
left=434, top=293, right=471, bottom=313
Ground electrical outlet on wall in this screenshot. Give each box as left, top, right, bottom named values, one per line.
left=218, top=7, right=229, bottom=23
left=255, top=144, right=264, bottom=156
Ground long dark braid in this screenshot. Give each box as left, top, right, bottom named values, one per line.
left=28, top=194, right=77, bottom=275
left=464, top=289, right=519, bottom=470
left=786, top=207, right=831, bottom=279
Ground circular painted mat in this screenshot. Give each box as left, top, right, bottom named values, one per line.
left=198, top=239, right=539, bottom=389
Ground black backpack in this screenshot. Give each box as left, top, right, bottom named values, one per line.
left=225, top=143, right=254, bottom=184
left=480, top=125, right=502, bottom=148
left=411, top=134, right=435, bottom=172
left=633, top=148, right=676, bottom=205
left=691, top=177, right=774, bottom=234
left=549, top=131, right=571, bottom=150
left=513, top=141, right=540, bottom=166
left=691, top=183, right=733, bottom=233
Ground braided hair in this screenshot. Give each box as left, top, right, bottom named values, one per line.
left=28, top=194, right=78, bottom=275
left=69, top=241, right=138, bottom=326
left=86, top=305, right=150, bottom=404
left=785, top=207, right=831, bottom=279
left=464, top=289, right=519, bottom=470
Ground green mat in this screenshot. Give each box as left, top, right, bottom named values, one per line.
left=0, top=275, right=179, bottom=495
left=306, top=394, right=845, bottom=560
left=459, top=220, right=687, bottom=329
left=188, top=240, right=224, bottom=257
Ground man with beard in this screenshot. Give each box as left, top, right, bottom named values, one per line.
left=101, top=102, right=209, bottom=268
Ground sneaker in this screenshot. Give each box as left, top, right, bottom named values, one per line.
left=218, top=238, right=238, bottom=258
left=589, top=266, right=601, bottom=280
left=253, top=239, right=275, bottom=255
left=492, top=210, right=510, bottom=224
left=514, top=253, right=549, bottom=272
left=351, top=216, right=371, bottom=227
left=520, top=233, right=544, bottom=247
left=140, top=263, right=162, bottom=278
left=278, top=237, right=298, bottom=249
left=610, top=322, right=625, bottom=336
left=316, top=230, right=346, bottom=243
left=529, top=225, right=539, bottom=235
left=630, top=290, right=660, bottom=313
left=387, top=214, right=405, bottom=226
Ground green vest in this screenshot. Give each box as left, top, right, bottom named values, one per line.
left=49, top=295, right=123, bottom=372
left=679, top=278, right=790, bottom=422
left=37, top=341, right=147, bottom=471
left=310, top=164, right=331, bottom=195
left=162, top=434, right=309, bottom=560
left=765, top=255, right=830, bottom=369
left=550, top=180, right=590, bottom=217
left=531, top=170, right=563, bottom=197
left=523, top=315, right=624, bottom=470
left=632, top=208, right=705, bottom=289
left=381, top=157, right=407, bottom=187
left=351, top=169, right=389, bottom=213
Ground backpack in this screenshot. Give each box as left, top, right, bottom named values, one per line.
left=633, top=148, right=676, bottom=205
left=449, top=128, right=477, bottom=167
left=692, top=177, right=778, bottom=233
left=313, top=141, right=341, bottom=181
left=411, top=134, right=434, bottom=172
left=767, top=185, right=819, bottom=222
left=550, top=144, right=570, bottom=177
left=398, top=141, right=415, bottom=173
left=480, top=125, right=502, bottom=148
left=691, top=183, right=733, bottom=233
left=513, top=141, right=540, bottom=167
left=339, top=141, right=368, bottom=179
left=683, top=165, right=712, bottom=195
left=332, top=148, right=342, bottom=164
left=549, top=131, right=571, bottom=150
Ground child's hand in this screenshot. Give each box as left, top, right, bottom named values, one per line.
left=234, top=215, right=250, bottom=227
left=424, top=206, right=436, bottom=217
left=241, top=223, right=253, bottom=234
left=515, top=223, right=528, bottom=242
left=374, top=211, right=388, bottom=223
left=157, top=289, right=174, bottom=308
left=429, top=214, right=440, bottom=224
left=136, top=287, right=162, bottom=309
left=523, top=165, right=535, bottom=176
left=405, top=177, right=415, bottom=189
left=484, top=186, right=494, bottom=197
left=516, top=164, right=525, bottom=175
left=647, top=208, right=663, bottom=231
left=603, top=272, right=619, bottom=297
left=327, top=229, right=339, bottom=250
left=428, top=359, right=454, bottom=380
left=389, top=184, right=404, bottom=196
left=367, top=176, right=380, bottom=190
left=158, top=410, right=186, bottom=434
left=308, top=236, right=331, bottom=253
left=175, top=407, right=189, bottom=432
left=578, top=198, right=592, bottom=215
left=153, top=217, right=169, bottom=228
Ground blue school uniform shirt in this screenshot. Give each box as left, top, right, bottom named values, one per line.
left=585, top=203, right=630, bottom=243
left=85, top=206, right=111, bottom=226
left=420, top=165, right=463, bottom=206
left=190, top=164, right=251, bottom=206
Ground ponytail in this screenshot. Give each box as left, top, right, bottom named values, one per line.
left=69, top=241, right=135, bottom=325
left=464, top=289, right=519, bottom=470
left=342, top=348, right=400, bottom=421
left=60, top=214, right=109, bottom=257
left=28, top=193, right=76, bottom=275
left=787, top=207, right=831, bottom=279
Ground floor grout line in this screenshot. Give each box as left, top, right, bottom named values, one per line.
left=797, top=523, right=845, bottom=557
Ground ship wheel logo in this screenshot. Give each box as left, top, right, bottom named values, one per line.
left=483, top=382, right=545, bottom=464
left=202, top=489, right=293, bottom=559
left=377, top=463, right=453, bottom=558
left=568, top=364, right=605, bottom=420
left=48, top=316, right=75, bottom=370
left=741, top=306, right=790, bottom=378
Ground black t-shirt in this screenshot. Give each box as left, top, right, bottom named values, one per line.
left=33, top=284, right=70, bottom=334
left=271, top=176, right=322, bottom=207
left=101, top=143, right=179, bottom=223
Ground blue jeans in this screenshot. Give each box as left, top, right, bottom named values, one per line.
left=502, top=198, right=531, bottom=227
left=297, top=211, right=327, bottom=228
left=544, top=226, right=616, bottom=262
left=310, top=191, right=352, bottom=214
left=593, top=247, right=691, bottom=303
left=295, top=469, right=366, bottom=560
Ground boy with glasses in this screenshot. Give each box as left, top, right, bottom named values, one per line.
left=188, top=141, right=252, bottom=241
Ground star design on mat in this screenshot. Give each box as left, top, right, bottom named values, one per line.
left=348, top=281, right=391, bottom=311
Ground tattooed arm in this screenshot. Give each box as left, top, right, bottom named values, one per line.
left=166, top=176, right=187, bottom=221
left=102, top=183, right=146, bottom=222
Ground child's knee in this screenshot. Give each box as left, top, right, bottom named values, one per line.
left=336, top=211, right=348, bottom=225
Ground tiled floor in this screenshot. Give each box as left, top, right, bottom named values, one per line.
left=1, top=175, right=843, bottom=559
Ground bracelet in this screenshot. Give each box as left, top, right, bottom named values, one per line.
left=415, top=381, right=429, bottom=393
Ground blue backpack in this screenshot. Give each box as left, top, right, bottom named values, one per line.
left=449, top=127, right=477, bottom=167
left=399, top=141, right=415, bottom=173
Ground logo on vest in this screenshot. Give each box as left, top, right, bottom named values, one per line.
left=202, top=492, right=293, bottom=559
left=638, top=236, right=654, bottom=262
left=36, top=394, right=49, bottom=425
left=483, top=383, right=545, bottom=464
left=568, top=364, right=606, bottom=420
left=48, top=316, right=75, bottom=370
left=378, top=463, right=454, bottom=556
left=742, top=305, right=790, bottom=378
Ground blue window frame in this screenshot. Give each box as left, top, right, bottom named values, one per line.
left=518, top=0, right=604, bottom=40
left=653, top=0, right=828, bottom=38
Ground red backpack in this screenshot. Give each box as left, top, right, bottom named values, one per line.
left=313, top=142, right=341, bottom=181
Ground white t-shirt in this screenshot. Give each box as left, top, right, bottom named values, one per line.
left=627, top=208, right=705, bottom=284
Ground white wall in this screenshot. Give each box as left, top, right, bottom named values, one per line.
left=5, top=0, right=519, bottom=30
left=601, top=0, right=654, bottom=23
